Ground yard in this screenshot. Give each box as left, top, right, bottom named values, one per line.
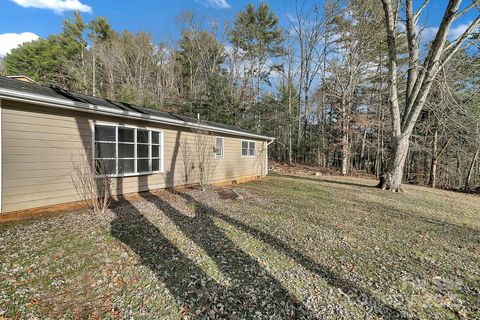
left=1, top=174, right=479, bottom=319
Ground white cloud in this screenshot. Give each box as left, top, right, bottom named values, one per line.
left=195, top=0, right=230, bottom=9
left=420, top=26, right=438, bottom=42
left=0, top=32, right=39, bottom=57
left=448, top=21, right=473, bottom=40
left=11, top=0, right=92, bottom=14
left=419, top=21, right=475, bottom=43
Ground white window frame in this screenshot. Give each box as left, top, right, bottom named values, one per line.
left=92, top=121, right=164, bottom=177
left=215, top=136, right=224, bottom=159
left=241, top=139, right=256, bottom=157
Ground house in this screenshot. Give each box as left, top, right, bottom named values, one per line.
left=0, top=76, right=274, bottom=215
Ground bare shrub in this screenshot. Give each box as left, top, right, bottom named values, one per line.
left=181, top=140, right=195, bottom=186
left=71, top=148, right=112, bottom=215
left=192, top=123, right=217, bottom=191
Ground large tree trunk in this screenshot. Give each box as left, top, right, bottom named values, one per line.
left=464, top=148, right=479, bottom=191
left=378, top=135, right=410, bottom=192
left=428, top=127, right=438, bottom=188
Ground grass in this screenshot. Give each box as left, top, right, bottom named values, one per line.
left=1, top=174, right=479, bottom=319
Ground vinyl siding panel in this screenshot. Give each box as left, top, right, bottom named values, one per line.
left=1, top=100, right=267, bottom=213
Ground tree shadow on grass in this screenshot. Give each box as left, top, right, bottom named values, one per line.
left=137, top=190, right=411, bottom=320
left=110, top=193, right=316, bottom=319
left=276, top=174, right=378, bottom=190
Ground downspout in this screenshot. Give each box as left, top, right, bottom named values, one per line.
left=0, top=98, right=3, bottom=214
left=265, top=138, right=275, bottom=176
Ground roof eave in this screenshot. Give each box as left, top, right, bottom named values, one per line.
left=0, top=88, right=275, bottom=141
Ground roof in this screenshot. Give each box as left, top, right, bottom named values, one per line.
left=0, top=76, right=273, bottom=141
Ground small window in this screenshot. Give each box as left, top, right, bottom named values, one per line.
left=249, top=141, right=256, bottom=156
left=215, top=137, right=224, bottom=159
left=241, top=140, right=248, bottom=156
left=241, top=140, right=256, bottom=157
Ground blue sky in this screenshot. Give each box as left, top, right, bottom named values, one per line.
left=0, top=0, right=478, bottom=57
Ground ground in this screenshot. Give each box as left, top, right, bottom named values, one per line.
left=1, top=174, right=479, bottom=319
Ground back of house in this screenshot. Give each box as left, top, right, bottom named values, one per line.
left=0, top=76, right=273, bottom=214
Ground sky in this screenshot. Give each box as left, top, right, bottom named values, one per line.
left=0, top=0, right=478, bottom=57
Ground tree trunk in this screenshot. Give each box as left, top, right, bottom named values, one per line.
left=464, top=148, right=479, bottom=191
left=428, top=127, right=438, bottom=188
left=378, top=135, right=410, bottom=192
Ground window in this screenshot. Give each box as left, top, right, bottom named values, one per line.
left=241, top=140, right=256, bottom=157
left=215, top=137, right=224, bottom=159
left=94, top=124, right=163, bottom=176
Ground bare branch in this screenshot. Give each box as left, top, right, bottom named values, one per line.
left=414, top=0, right=431, bottom=22
left=441, top=14, right=480, bottom=64
left=453, top=0, right=480, bottom=21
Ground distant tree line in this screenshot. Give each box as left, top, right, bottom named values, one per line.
left=1, top=0, right=479, bottom=192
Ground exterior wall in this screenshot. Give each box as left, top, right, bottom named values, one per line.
left=1, top=100, right=267, bottom=213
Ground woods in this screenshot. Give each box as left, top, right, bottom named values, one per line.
left=1, top=0, right=479, bottom=192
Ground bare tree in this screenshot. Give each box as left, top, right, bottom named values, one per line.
left=379, top=0, right=480, bottom=191
left=71, top=148, right=112, bottom=215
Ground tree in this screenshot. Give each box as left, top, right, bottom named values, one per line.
left=229, top=2, right=284, bottom=131
left=175, top=12, right=234, bottom=123
left=379, top=0, right=480, bottom=191
left=88, top=16, right=115, bottom=97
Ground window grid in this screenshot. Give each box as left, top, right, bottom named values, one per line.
left=94, top=124, right=163, bottom=176
left=241, top=140, right=256, bottom=157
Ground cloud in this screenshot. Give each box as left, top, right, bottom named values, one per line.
left=0, top=32, right=39, bottom=57
left=195, top=0, right=230, bottom=9
left=11, top=0, right=92, bottom=14
left=420, top=26, right=438, bottom=42
left=448, top=21, right=473, bottom=40
left=419, top=21, right=475, bottom=43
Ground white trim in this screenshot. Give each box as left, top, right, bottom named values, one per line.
left=0, top=88, right=274, bottom=141
left=0, top=98, right=2, bottom=213
left=215, top=136, right=224, bottom=159
left=93, top=121, right=164, bottom=178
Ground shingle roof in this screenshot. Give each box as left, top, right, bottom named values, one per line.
left=0, top=76, right=269, bottom=139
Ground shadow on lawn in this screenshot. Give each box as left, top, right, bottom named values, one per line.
left=110, top=193, right=315, bottom=319
left=278, top=174, right=377, bottom=189
left=111, top=188, right=411, bottom=319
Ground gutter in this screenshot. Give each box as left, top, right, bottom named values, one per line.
left=0, top=88, right=275, bottom=141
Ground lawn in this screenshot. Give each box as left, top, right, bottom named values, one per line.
left=1, top=174, right=479, bottom=319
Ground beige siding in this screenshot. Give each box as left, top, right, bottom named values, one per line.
left=1, top=100, right=267, bottom=213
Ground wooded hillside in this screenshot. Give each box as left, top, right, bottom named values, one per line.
left=1, top=0, right=479, bottom=191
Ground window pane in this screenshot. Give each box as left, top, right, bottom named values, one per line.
left=137, top=144, right=149, bottom=158
left=137, top=129, right=149, bottom=143
left=216, top=137, right=223, bottom=149
left=95, top=125, right=115, bottom=141
left=249, top=142, right=256, bottom=156
left=152, top=145, right=159, bottom=158
left=242, top=148, right=248, bottom=156
left=118, top=127, right=134, bottom=142
left=118, top=143, right=134, bottom=158
left=152, top=159, right=159, bottom=171
left=242, top=141, right=248, bottom=149
left=95, top=142, right=116, bottom=158
left=152, top=132, right=159, bottom=144
left=137, top=159, right=150, bottom=172
left=118, top=159, right=135, bottom=174
left=95, top=159, right=116, bottom=175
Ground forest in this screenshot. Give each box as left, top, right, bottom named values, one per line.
left=1, top=0, right=479, bottom=192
